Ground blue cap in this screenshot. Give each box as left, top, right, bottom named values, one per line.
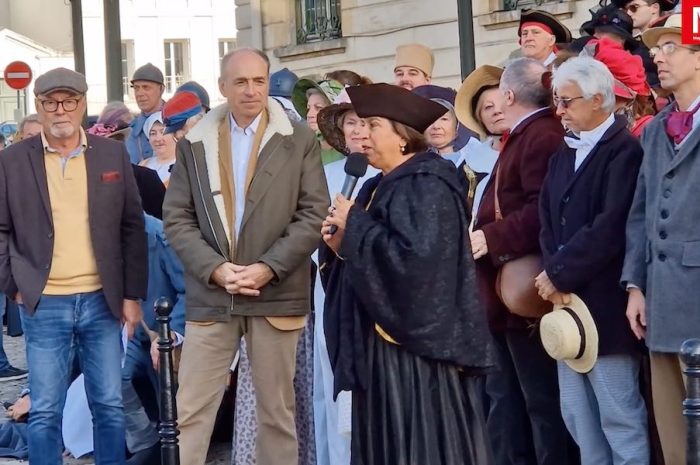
left=269, top=68, right=299, bottom=98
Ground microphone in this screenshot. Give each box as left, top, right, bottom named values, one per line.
left=329, top=153, right=369, bottom=235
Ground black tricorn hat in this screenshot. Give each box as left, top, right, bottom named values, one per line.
left=346, top=83, right=448, bottom=134
left=611, top=0, right=678, bottom=11
left=519, top=9, right=572, bottom=44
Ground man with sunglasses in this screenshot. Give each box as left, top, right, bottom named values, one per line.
left=613, top=0, right=676, bottom=35
left=0, top=67, right=147, bottom=465
left=622, top=14, right=700, bottom=465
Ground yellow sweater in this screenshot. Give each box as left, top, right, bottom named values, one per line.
left=42, top=130, right=102, bottom=295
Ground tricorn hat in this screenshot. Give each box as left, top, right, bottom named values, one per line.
left=540, top=294, right=599, bottom=374
left=455, top=65, right=504, bottom=139
left=519, top=9, right=572, bottom=44
left=347, top=83, right=448, bottom=134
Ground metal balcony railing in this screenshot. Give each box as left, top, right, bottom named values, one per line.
left=296, top=0, right=342, bottom=44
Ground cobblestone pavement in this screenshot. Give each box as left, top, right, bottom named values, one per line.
left=0, top=329, right=231, bottom=465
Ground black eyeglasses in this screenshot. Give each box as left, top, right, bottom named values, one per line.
left=649, top=42, right=699, bottom=58
left=553, top=96, right=584, bottom=109
left=38, top=96, right=83, bottom=113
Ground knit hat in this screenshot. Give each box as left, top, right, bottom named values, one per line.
left=162, top=91, right=203, bottom=135
left=394, top=44, right=435, bottom=77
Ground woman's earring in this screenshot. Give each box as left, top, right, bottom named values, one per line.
left=400, top=144, right=406, bottom=153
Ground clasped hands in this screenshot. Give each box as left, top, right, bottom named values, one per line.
left=210, top=262, right=274, bottom=296
left=534, top=270, right=571, bottom=306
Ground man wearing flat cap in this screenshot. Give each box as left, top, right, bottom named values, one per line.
left=519, top=9, right=572, bottom=68
left=393, top=43, right=434, bottom=91
left=126, top=63, right=166, bottom=164
left=0, top=67, right=147, bottom=464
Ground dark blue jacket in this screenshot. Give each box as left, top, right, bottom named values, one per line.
left=136, top=214, right=186, bottom=344
left=539, top=116, right=642, bottom=356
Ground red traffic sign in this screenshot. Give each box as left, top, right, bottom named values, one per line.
left=3, top=61, right=33, bottom=91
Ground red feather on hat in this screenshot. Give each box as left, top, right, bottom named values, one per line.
left=589, top=37, right=650, bottom=97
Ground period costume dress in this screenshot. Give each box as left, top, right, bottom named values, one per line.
left=320, top=84, right=495, bottom=465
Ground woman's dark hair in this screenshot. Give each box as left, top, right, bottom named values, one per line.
left=390, top=121, right=428, bottom=154
left=325, top=70, right=373, bottom=87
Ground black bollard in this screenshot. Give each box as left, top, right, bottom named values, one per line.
left=155, top=297, right=180, bottom=465
left=681, top=338, right=700, bottom=465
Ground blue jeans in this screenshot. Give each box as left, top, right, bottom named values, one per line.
left=0, top=294, right=10, bottom=370
left=20, top=291, right=125, bottom=465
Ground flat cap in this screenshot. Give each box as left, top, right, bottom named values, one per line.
left=33, top=67, right=88, bottom=96
left=131, top=63, right=164, bottom=85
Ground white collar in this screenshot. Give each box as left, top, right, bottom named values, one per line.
left=229, top=111, right=263, bottom=135
left=573, top=112, right=615, bottom=145
left=510, top=107, right=549, bottom=134
left=543, top=51, right=557, bottom=67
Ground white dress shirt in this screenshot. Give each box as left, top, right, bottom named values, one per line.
left=543, top=51, right=557, bottom=67
left=229, top=111, right=263, bottom=239
left=564, top=113, right=615, bottom=171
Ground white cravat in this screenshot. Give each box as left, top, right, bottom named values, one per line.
left=564, top=113, right=615, bottom=171
left=229, top=112, right=263, bottom=239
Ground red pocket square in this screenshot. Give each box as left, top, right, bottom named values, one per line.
left=101, top=171, right=121, bottom=183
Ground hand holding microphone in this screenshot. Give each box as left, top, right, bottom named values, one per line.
left=323, top=153, right=368, bottom=252
left=328, top=153, right=369, bottom=235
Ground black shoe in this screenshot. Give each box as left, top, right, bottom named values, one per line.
left=126, top=442, right=160, bottom=465
left=0, top=366, right=28, bottom=381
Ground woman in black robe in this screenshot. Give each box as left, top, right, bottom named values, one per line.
left=319, top=83, right=495, bottom=465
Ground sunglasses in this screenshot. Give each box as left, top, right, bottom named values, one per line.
left=553, top=96, right=584, bottom=109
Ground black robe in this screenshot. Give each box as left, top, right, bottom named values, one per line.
left=320, top=152, right=495, bottom=465
left=320, top=151, right=494, bottom=393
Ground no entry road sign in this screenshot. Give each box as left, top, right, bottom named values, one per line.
left=3, top=61, right=33, bottom=91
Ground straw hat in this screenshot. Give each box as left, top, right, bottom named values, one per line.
left=539, top=294, right=599, bottom=374
left=455, top=65, right=503, bottom=139
left=641, top=13, right=681, bottom=48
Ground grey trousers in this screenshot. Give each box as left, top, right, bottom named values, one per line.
left=558, top=355, right=650, bottom=465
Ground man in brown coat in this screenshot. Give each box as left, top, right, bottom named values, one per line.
left=471, top=58, right=572, bottom=465
left=163, top=48, right=329, bottom=465
left=0, top=67, right=147, bottom=465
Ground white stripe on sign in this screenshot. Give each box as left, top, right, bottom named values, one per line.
left=7, top=72, right=30, bottom=78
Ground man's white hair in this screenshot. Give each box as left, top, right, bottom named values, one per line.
left=552, top=56, right=616, bottom=113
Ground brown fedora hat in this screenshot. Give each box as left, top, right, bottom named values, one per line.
left=317, top=103, right=354, bottom=155
left=455, top=65, right=504, bottom=140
